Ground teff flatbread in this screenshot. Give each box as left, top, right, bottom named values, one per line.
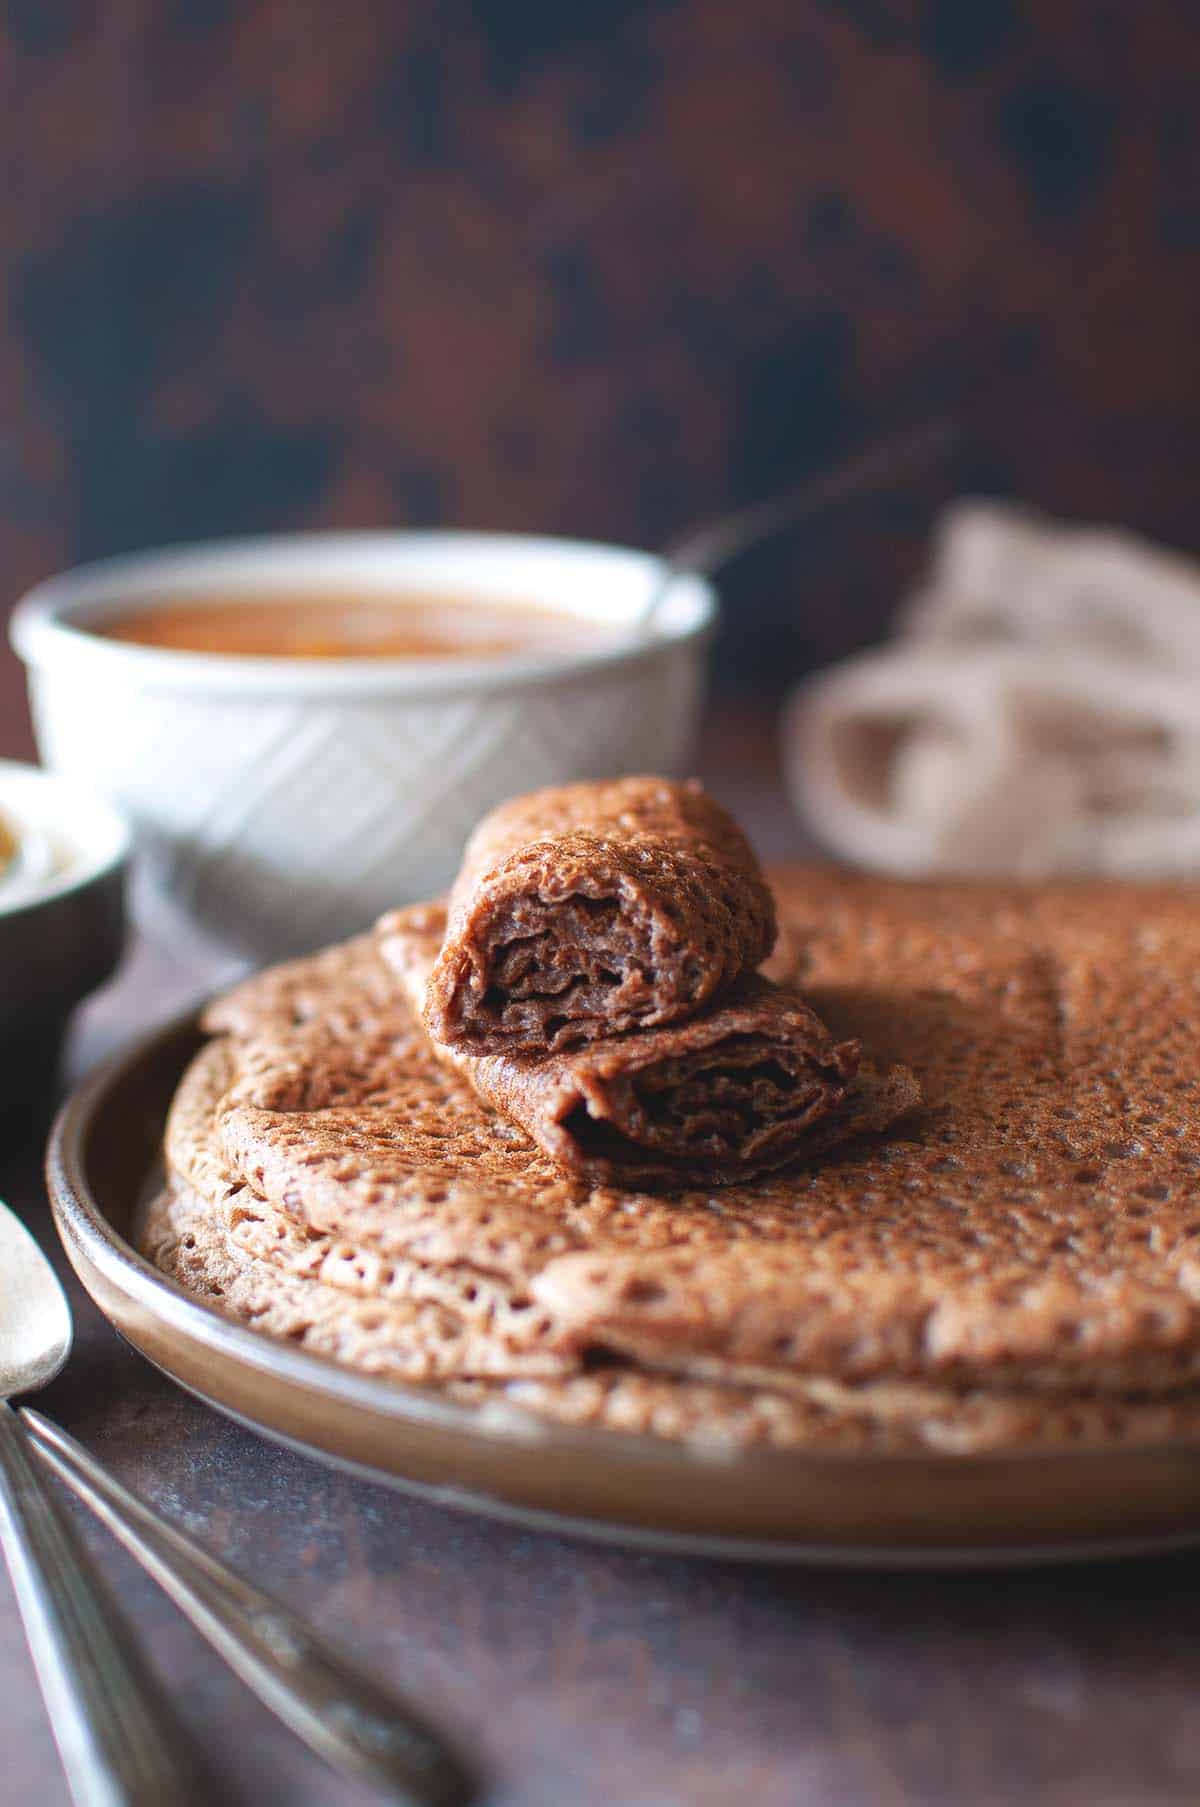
left=422, top=777, right=777, bottom=1053
left=150, top=872, right=1200, bottom=1431
left=145, top=1171, right=1200, bottom=1457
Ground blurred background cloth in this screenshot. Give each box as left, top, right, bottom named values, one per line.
left=786, top=501, right=1200, bottom=877
left=3, top=0, right=1200, bottom=757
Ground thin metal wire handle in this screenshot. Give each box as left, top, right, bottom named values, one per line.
left=0, top=1402, right=204, bottom=1807
left=24, top=1410, right=473, bottom=1807
left=637, top=416, right=960, bottom=627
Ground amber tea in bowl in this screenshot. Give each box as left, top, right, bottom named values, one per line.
left=98, top=592, right=614, bottom=661
left=11, top=532, right=715, bottom=960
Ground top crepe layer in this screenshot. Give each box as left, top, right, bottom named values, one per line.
left=422, top=776, right=778, bottom=1054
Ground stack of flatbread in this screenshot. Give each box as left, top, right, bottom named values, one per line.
left=143, top=779, right=1200, bottom=1456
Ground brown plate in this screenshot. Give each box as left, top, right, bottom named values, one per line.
left=45, top=1009, right=1200, bottom=1567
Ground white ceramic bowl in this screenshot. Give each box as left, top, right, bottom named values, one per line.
left=11, top=532, right=715, bottom=959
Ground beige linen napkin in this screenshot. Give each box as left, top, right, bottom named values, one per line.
left=785, top=502, right=1200, bottom=878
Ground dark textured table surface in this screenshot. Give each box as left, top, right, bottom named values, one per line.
left=6, top=741, right=1200, bottom=1807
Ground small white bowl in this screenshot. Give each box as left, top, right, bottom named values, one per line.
left=11, top=531, right=715, bottom=959
left=0, top=761, right=129, bottom=1114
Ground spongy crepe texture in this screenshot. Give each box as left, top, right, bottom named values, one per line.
left=422, top=776, right=778, bottom=1052
left=145, top=868, right=1200, bottom=1451
left=144, top=1182, right=1200, bottom=1455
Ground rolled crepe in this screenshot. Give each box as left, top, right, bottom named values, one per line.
left=422, top=777, right=777, bottom=1054
left=380, top=903, right=870, bottom=1188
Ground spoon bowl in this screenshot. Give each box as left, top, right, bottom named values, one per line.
left=0, top=1203, right=72, bottom=1399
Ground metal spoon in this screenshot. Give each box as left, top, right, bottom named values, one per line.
left=0, top=1197, right=206, bottom=1804
left=0, top=1198, right=472, bottom=1806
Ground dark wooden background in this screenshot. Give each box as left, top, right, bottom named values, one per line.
left=4, top=0, right=1200, bottom=752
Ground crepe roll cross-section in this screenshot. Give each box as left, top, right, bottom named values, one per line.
left=380, top=903, right=916, bottom=1188
left=421, top=777, right=778, bottom=1055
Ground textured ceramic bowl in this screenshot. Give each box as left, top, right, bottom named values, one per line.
left=0, top=760, right=128, bottom=1117
left=11, top=532, right=716, bottom=960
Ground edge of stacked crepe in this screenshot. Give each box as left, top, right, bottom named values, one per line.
left=141, top=781, right=1200, bottom=1456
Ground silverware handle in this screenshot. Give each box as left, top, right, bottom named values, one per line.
left=0, top=1402, right=203, bottom=1807
left=634, top=416, right=960, bottom=629
left=24, top=1410, right=472, bottom=1807
left=662, top=416, right=961, bottom=577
